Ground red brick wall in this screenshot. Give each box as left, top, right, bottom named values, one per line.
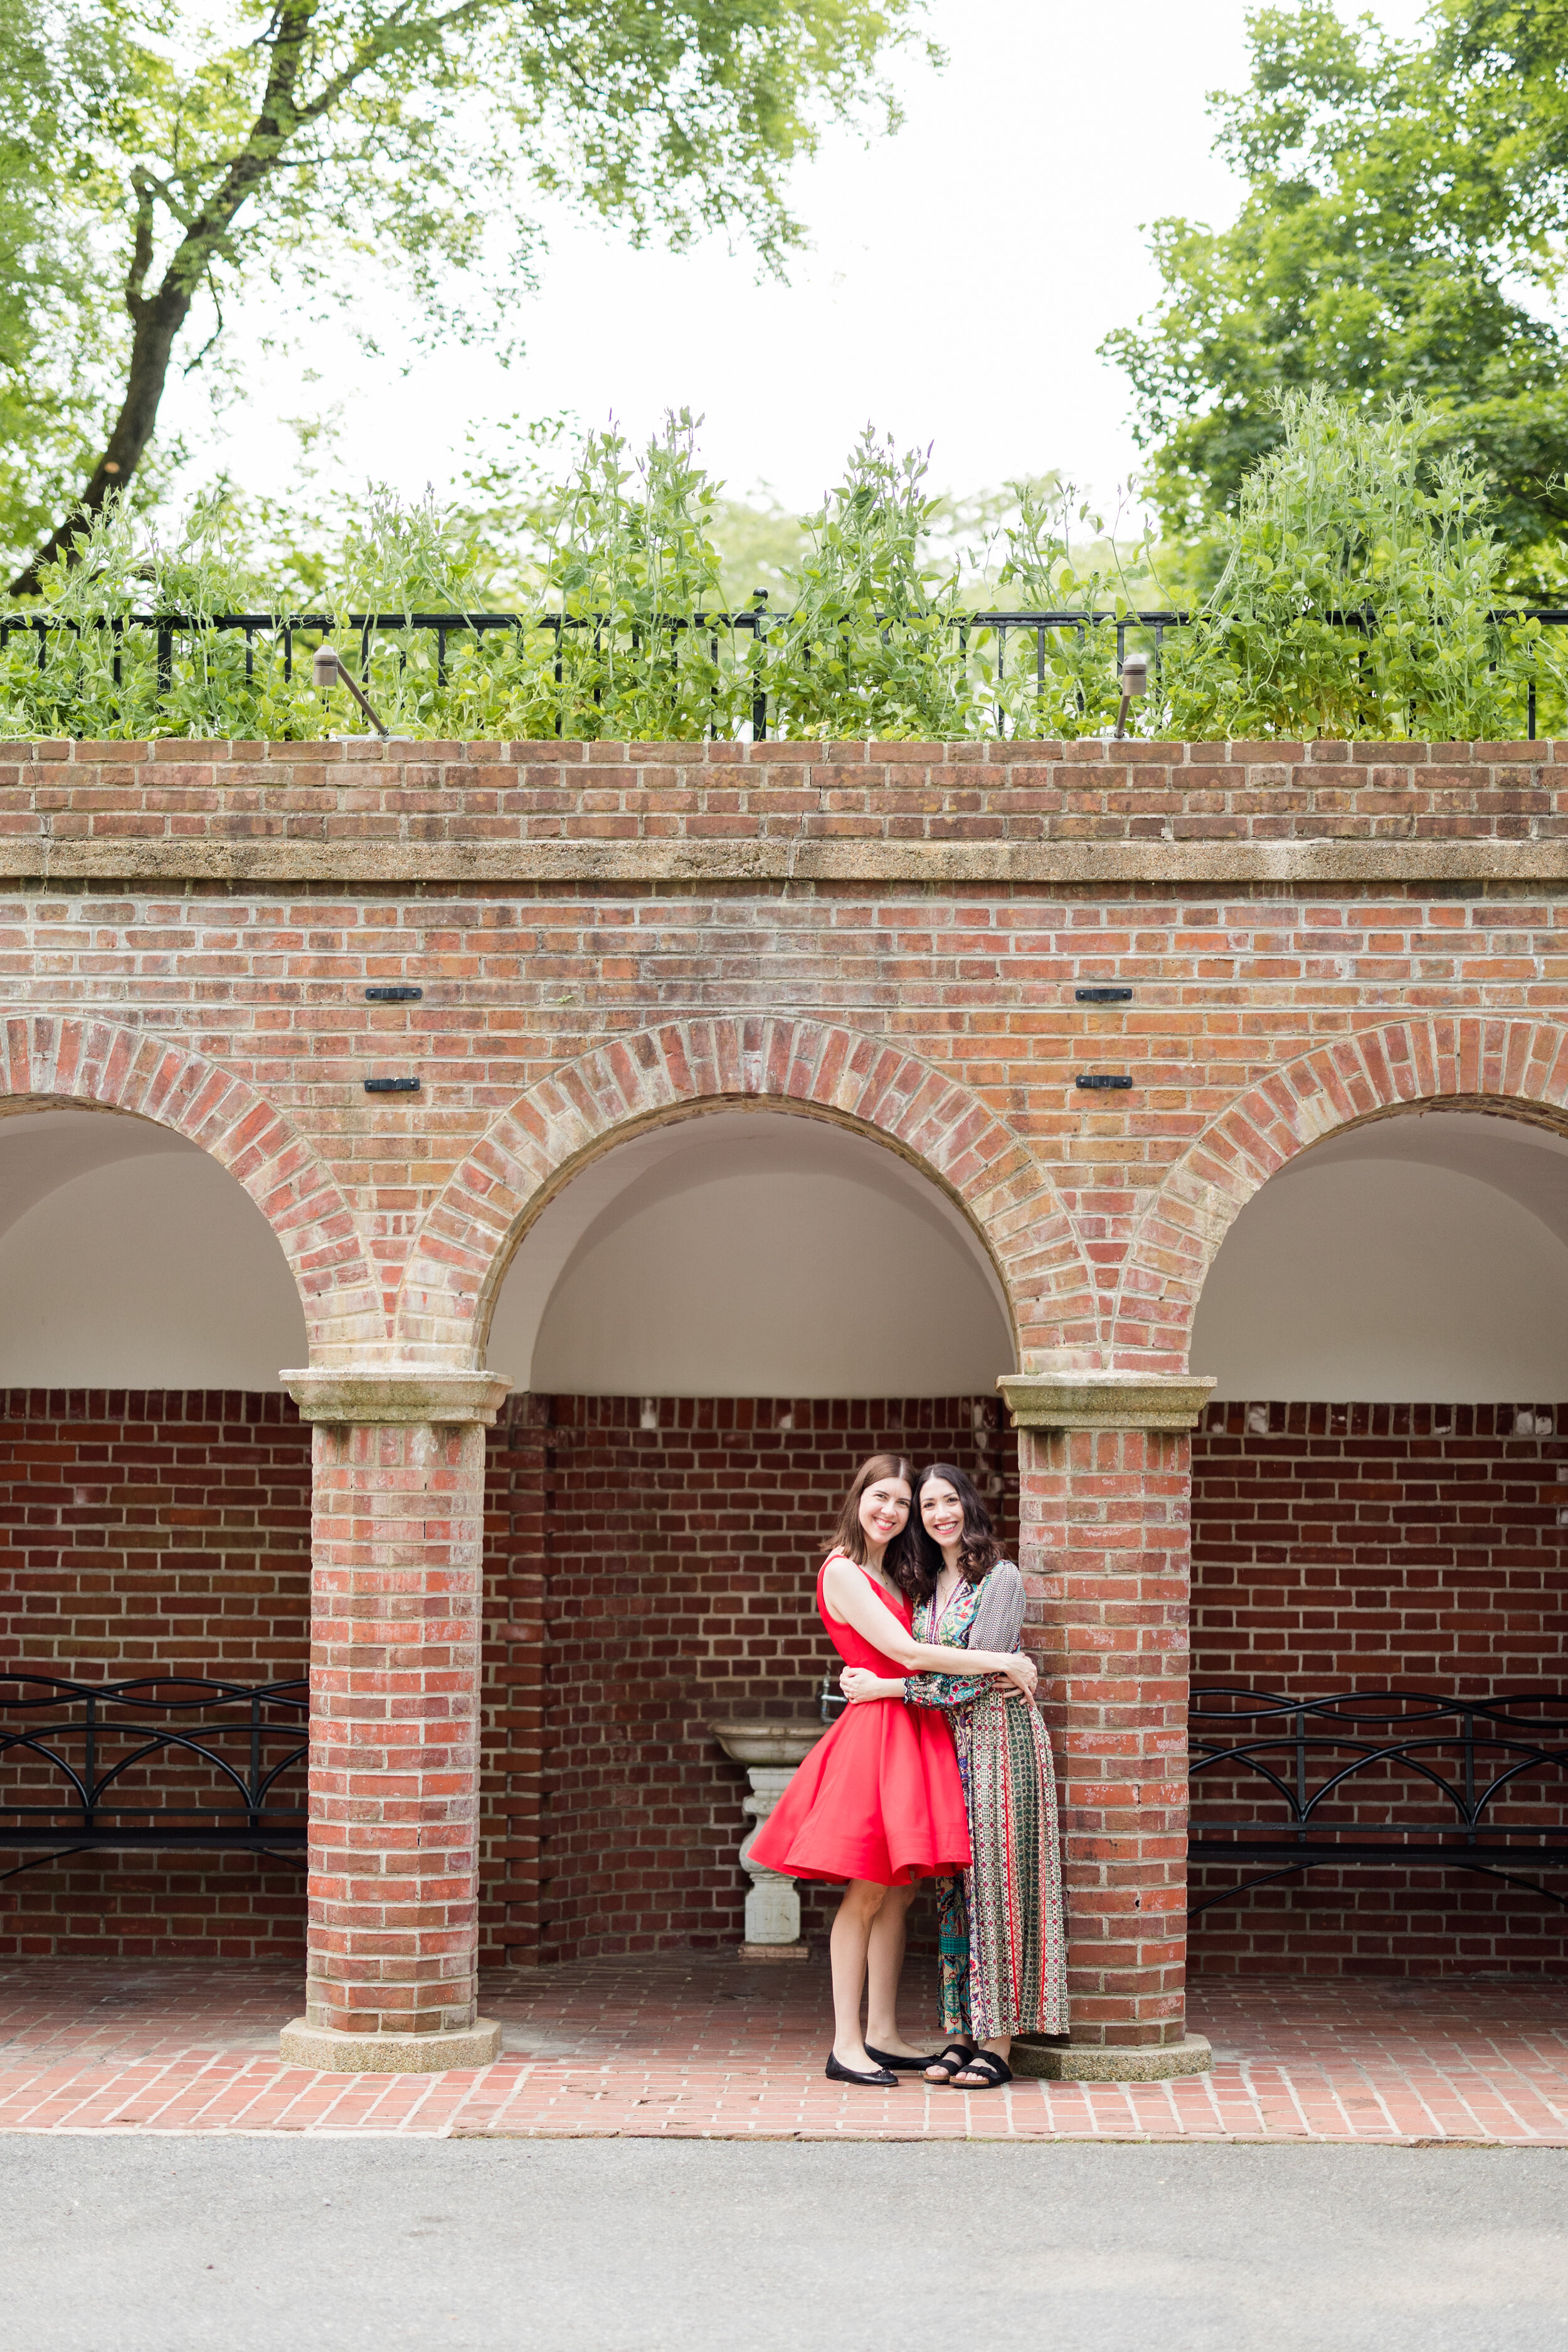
left=306, top=1417, right=489, bottom=2036
left=0, top=1392, right=311, bottom=1961
left=8, top=1386, right=1564, bottom=1983
left=1189, top=1402, right=1568, bottom=1974
left=1027, top=1421, right=1192, bottom=2047
left=0, top=1390, right=1017, bottom=1969
left=11, top=736, right=1568, bottom=854
left=5, top=739, right=1568, bottom=2032
left=480, top=1396, right=1016, bottom=1966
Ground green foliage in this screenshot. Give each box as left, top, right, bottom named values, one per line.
left=981, top=477, right=1167, bottom=737
left=0, top=400, right=1556, bottom=743
left=1103, top=0, right=1568, bottom=592
left=0, top=0, right=143, bottom=567
left=763, top=430, right=979, bottom=737
left=1156, top=390, right=1552, bottom=741
left=0, top=0, right=935, bottom=588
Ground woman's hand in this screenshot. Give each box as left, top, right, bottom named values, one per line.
left=1002, top=1653, right=1039, bottom=1698
left=841, top=1667, right=893, bottom=1704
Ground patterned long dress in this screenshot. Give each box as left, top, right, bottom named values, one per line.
left=906, top=1563, right=1069, bottom=2041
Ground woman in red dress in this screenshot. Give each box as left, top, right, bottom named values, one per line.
left=750, top=1452, right=1039, bottom=2087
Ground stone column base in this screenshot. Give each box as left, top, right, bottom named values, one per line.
left=1012, top=2033, right=1212, bottom=2082
left=279, top=2016, right=502, bottom=2074
left=738, top=1941, right=810, bottom=1962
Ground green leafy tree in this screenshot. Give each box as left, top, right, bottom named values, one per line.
left=1103, top=1, right=1568, bottom=588
left=6, top=0, right=933, bottom=595
left=0, top=0, right=144, bottom=565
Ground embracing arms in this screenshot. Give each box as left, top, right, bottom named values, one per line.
left=842, top=1562, right=1034, bottom=1708
left=822, top=1555, right=1037, bottom=1698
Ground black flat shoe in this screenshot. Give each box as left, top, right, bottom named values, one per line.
left=865, top=2044, right=947, bottom=2072
left=825, top=2052, right=898, bottom=2087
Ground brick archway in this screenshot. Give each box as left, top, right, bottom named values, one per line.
left=1113, top=1015, right=1568, bottom=1368
left=0, top=1013, right=380, bottom=1356
left=396, top=1016, right=1094, bottom=1365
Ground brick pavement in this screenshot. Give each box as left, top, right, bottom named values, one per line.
left=1, top=1956, right=1565, bottom=2142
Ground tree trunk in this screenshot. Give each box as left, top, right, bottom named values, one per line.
left=9, top=287, right=193, bottom=598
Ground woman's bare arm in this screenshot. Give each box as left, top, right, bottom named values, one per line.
left=840, top=1673, right=906, bottom=1702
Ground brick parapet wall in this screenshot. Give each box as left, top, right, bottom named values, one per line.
left=1189, top=1401, right=1568, bottom=1975
left=6, top=739, right=1568, bottom=849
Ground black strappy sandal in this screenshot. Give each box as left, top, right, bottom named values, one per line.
left=921, top=2042, right=977, bottom=2083
left=866, top=2044, right=948, bottom=2072
left=948, top=2050, right=1014, bottom=2090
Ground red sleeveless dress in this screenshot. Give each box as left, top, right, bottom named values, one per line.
left=749, top=1558, right=972, bottom=1887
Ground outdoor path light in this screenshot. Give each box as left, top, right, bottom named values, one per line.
left=312, top=643, right=389, bottom=738
left=1114, top=651, right=1147, bottom=739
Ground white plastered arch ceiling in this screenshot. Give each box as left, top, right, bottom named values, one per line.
left=489, top=1107, right=1015, bottom=1397
left=0, top=1107, right=307, bottom=1387
left=1191, top=1106, right=1568, bottom=1402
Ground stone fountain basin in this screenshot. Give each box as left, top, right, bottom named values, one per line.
left=710, top=1718, right=825, bottom=1768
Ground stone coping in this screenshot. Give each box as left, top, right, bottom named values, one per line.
left=13, top=840, right=1568, bottom=884
left=999, top=1373, right=1217, bottom=1432
left=281, top=1367, right=512, bottom=1424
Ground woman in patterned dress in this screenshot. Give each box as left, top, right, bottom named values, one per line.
left=748, top=1453, right=1039, bottom=2087
left=840, top=1461, right=1068, bottom=2089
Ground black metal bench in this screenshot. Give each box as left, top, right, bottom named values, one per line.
left=1188, top=1687, right=1568, bottom=1914
left=0, top=1673, right=308, bottom=1884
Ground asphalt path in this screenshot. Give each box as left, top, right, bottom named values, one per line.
left=3, top=2137, right=1566, bottom=2352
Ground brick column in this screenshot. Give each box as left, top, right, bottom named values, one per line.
left=1001, top=1372, right=1214, bottom=2084
left=277, top=1369, right=510, bottom=2073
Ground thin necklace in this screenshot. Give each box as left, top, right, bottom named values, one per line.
left=864, top=1552, right=901, bottom=1606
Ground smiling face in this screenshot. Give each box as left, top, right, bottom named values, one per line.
left=919, top=1475, right=965, bottom=1556
left=858, top=1475, right=911, bottom=1556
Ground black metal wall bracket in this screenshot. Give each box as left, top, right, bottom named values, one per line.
left=1076, top=1074, right=1133, bottom=1091
left=365, top=986, right=423, bottom=1003
left=1076, top=987, right=1133, bottom=1003
left=364, top=1076, right=421, bottom=1094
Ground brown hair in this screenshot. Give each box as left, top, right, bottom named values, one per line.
left=829, top=1452, right=916, bottom=1583
left=909, top=1462, right=1004, bottom=1600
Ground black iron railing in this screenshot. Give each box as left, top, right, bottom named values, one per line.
left=1188, top=1687, right=1568, bottom=1915
left=7, top=604, right=1568, bottom=738
left=0, top=1672, right=308, bottom=1884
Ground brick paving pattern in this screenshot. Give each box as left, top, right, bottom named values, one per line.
left=1, top=1957, right=1565, bottom=2142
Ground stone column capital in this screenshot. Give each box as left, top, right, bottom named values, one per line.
left=281, top=1365, right=512, bottom=1426
left=998, top=1370, right=1216, bottom=1432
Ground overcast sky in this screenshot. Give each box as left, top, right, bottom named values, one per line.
left=169, top=0, right=1433, bottom=517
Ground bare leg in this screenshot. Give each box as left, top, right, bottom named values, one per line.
left=829, top=1880, right=887, bottom=2069
left=864, top=1882, right=924, bottom=2057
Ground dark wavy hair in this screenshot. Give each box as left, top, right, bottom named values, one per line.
left=829, top=1452, right=918, bottom=1588
left=908, top=1462, right=1004, bottom=1601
